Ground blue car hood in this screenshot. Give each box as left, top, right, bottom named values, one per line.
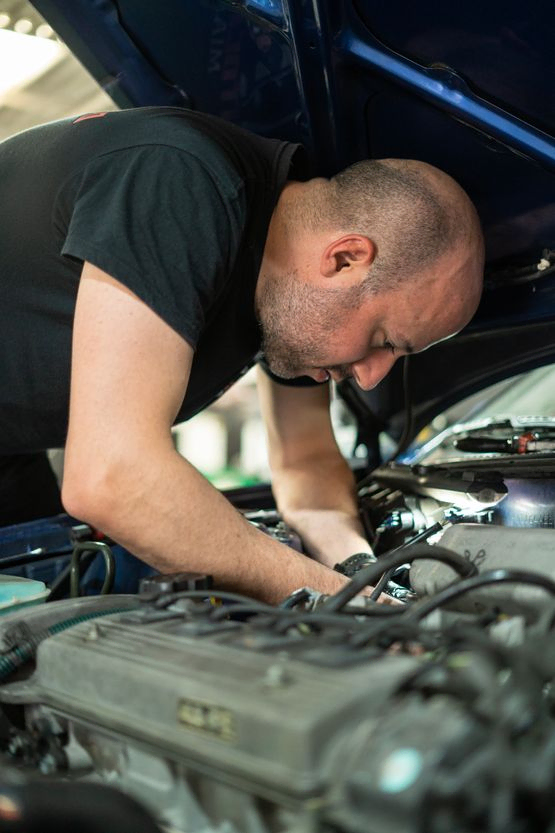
left=31, top=0, right=555, bottom=436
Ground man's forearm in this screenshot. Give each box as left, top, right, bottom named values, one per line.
left=270, top=452, right=372, bottom=568
left=63, top=446, right=353, bottom=604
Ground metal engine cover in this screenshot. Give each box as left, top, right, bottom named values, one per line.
left=0, top=598, right=419, bottom=832
left=410, top=524, right=555, bottom=616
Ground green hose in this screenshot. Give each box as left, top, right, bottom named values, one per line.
left=0, top=606, right=130, bottom=682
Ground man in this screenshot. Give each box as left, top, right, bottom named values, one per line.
left=0, top=107, right=483, bottom=603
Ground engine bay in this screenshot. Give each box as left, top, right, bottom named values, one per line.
left=0, top=0, right=553, bottom=828
left=0, top=417, right=554, bottom=832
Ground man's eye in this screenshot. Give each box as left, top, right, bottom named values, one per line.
left=383, top=341, right=396, bottom=354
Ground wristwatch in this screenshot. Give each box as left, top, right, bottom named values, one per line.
left=333, top=551, right=377, bottom=578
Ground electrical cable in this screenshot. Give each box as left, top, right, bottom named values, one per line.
left=153, top=588, right=397, bottom=623
left=369, top=523, right=443, bottom=601
left=351, top=579, right=555, bottom=655
left=209, top=602, right=293, bottom=622
left=348, top=616, right=440, bottom=651
left=266, top=611, right=400, bottom=633
left=151, top=588, right=277, bottom=613
left=369, top=566, right=396, bottom=600
left=268, top=604, right=402, bottom=635
left=342, top=601, right=403, bottom=617
left=403, top=569, right=555, bottom=622
left=151, top=588, right=398, bottom=636
left=209, top=598, right=401, bottom=628
left=323, top=542, right=476, bottom=613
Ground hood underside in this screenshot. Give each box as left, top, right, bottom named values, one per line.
left=31, top=0, right=555, bottom=432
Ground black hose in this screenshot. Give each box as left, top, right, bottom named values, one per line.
left=368, top=523, right=444, bottom=601
left=209, top=602, right=292, bottom=622
left=369, top=566, right=396, bottom=601
left=322, top=543, right=477, bottom=613
left=403, top=569, right=555, bottom=622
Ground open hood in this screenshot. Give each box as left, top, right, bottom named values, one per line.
left=31, top=0, right=555, bottom=437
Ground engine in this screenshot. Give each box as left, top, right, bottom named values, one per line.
left=0, top=417, right=555, bottom=833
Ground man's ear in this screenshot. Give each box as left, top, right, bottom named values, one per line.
left=320, top=234, right=376, bottom=278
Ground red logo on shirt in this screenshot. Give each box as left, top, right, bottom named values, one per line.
left=72, top=112, right=108, bottom=124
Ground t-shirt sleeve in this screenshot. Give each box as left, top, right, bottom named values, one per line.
left=257, top=356, right=324, bottom=387
left=60, top=145, right=245, bottom=348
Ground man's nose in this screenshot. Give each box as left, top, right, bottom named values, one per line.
left=351, top=353, right=397, bottom=391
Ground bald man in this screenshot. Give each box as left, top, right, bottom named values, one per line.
left=0, top=107, right=483, bottom=602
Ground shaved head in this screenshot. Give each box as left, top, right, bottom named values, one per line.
left=257, top=158, right=484, bottom=387
left=289, top=158, right=483, bottom=299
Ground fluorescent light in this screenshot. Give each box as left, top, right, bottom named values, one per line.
left=36, top=23, right=54, bottom=39
left=14, top=18, right=33, bottom=35
left=0, top=28, right=63, bottom=99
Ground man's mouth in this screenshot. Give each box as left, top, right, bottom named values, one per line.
left=312, top=366, right=355, bottom=384
left=311, top=368, right=330, bottom=383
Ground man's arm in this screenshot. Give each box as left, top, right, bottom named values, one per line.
left=61, top=263, right=355, bottom=604
left=257, top=368, right=372, bottom=568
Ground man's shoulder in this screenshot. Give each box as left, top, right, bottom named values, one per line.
left=75, top=106, right=291, bottom=191
left=73, top=107, right=237, bottom=161
left=87, top=107, right=280, bottom=157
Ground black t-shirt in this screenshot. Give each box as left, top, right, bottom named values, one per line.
left=0, top=106, right=308, bottom=453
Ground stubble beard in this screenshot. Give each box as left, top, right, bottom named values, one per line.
left=256, top=268, right=362, bottom=379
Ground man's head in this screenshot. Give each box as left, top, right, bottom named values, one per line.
left=256, top=158, right=484, bottom=389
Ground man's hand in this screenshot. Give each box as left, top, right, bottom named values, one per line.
left=275, top=508, right=371, bottom=569
left=61, top=263, right=360, bottom=604
left=257, top=369, right=372, bottom=568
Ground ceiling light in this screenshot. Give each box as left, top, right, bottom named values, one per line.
left=13, top=17, right=33, bottom=34
left=0, top=28, right=63, bottom=99
left=13, top=17, right=33, bottom=35
left=0, top=13, right=11, bottom=28
left=36, top=23, right=54, bottom=39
